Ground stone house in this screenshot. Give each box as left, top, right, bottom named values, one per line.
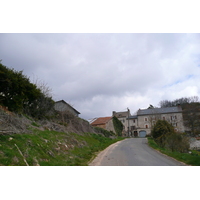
left=113, top=106, right=185, bottom=137
left=54, top=100, right=80, bottom=117
left=135, top=106, right=185, bottom=137
left=91, top=116, right=116, bottom=134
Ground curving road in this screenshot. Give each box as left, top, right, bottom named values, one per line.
left=89, top=138, right=187, bottom=166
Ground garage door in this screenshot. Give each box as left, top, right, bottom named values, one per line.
left=139, top=130, right=146, bottom=138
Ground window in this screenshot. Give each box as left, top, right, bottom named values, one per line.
left=145, top=117, right=148, bottom=122
left=133, top=119, right=135, bottom=123
left=131, top=126, right=135, bottom=130
left=171, top=115, right=177, bottom=121
left=163, top=116, right=165, bottom=120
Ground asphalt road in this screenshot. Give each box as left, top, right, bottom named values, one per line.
left=89, top=138, right=187, bottom=166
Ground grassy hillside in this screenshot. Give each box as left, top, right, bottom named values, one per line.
left=0, top=63, right=125, bottom=166
left=0, top=129, right=124, bottom=166
left=0, top=104, right=124, bottom=166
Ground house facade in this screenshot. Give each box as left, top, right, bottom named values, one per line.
left=91, top=116, right=116, bottom=134
left=54, top=100, right=80, bottom=117
left=113, top=106, right=185, bottom=137
left=112, top=110, right=130, bottom=136
left=136, top=106, right=185, bottom=136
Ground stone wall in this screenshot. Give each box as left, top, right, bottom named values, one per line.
left=54, top=101, right=79, bottom=116
left=106, top=119, right=116, bottom=134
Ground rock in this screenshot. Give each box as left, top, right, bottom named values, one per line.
left=55, top=147, right=60, bottom=151
left=47, top=150, right=54, bottom=157
left=12, top=156, right=19, bottom=163
left=33, top=157, right=40, bottom=166
left=190, top=140, right=200, bottom=150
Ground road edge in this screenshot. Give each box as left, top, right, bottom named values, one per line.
left=146, top=138, right=189, bottom=166
left=88, top=139, right=128, bottom=166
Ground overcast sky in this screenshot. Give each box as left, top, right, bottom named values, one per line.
left=1, top=33, right=200, bottom=119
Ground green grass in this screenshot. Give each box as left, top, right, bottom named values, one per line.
left=69, top=133, right=124, bottom=165
left=0, top=130, right=124, bottom=166
left=31, top=122, right=40, bottom=127
left=148, top=138, right=200, bottom=166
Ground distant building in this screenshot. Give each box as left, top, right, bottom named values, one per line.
left=136, top=106, right=184, bottom=137
left=91, top=116, right=116, bottom=134
left=113, top=110, right=130, bottom=137
left=54, top=100, right=80, bottom=117
left=113, top=106, right=185, bottom=137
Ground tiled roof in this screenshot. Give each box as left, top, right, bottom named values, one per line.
left=137, top=106, right=182, bottom=116
left=91, top=117, right=112, bottom=125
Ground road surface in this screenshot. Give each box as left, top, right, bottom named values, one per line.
left=89, top=138, right=187, bottom=166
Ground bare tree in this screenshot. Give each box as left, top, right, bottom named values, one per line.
left=148, top=112, right=162, bottom=129
left=32, top=76, right=53, bottom=98
left=159, top=96, right=200, bottom=108
left=183, top=103, right=200, bottom=136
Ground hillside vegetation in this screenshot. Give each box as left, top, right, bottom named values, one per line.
left=0, top=62, right=54, bottom=119
left=0, top=130, right=123, bottom=166
left=0, top=62, right=124, bottom=166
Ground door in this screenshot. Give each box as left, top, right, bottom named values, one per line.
left=139, top=130, right=146, bottom=138
left=134, top=131, right=138, bottom=137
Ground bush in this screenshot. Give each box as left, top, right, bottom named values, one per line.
left=151, top=120, right=190, bottom=153
left=165, top=132, right=190, bottom=153
left=151, top=120, right=175, bottom=147
left=0, top=62, right=54, bottom=119
left=152, top=120, right=175, bottom=138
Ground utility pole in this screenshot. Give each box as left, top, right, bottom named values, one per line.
left=127, top=107, right=130, bottom=137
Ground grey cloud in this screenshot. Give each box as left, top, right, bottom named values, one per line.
left=1, top=33, right=200, bottom=119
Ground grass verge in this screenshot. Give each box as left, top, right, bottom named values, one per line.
left=148, top=137, right=200, bottom=166
left=0, top=130, right=124, bottom=166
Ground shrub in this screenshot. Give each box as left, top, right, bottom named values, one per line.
left=152, top=120, right=175, bottom=138
left=0, top=62, right=54, bottom=119
left=151, top=120, right=175, bottom=147
left=165, top=132, right=190, bottom=152
left=151, top=120, right=190, bottom=153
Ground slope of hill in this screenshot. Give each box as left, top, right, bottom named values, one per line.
left=0, top=62, right=123, bottom=165
left=0, top=106, right=123, bottom=166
